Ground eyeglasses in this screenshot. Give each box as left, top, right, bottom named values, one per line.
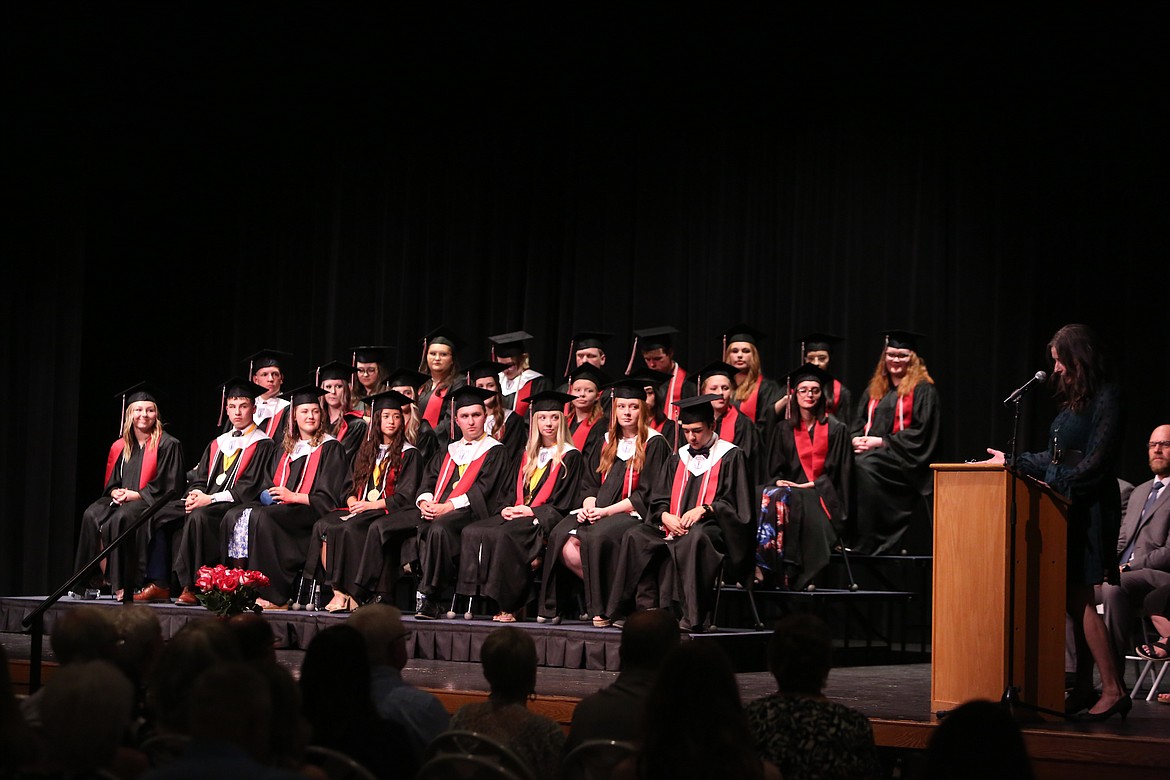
left=884, top=351, right=913, bottom=361
left=1149, top=441, right=1170, bottom=450
left=795, top=388, right=822, bottom=396
left=356, top=368, right=378, bottom=376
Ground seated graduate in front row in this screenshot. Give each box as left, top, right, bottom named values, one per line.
left=606, top=394, right=755, bottom=633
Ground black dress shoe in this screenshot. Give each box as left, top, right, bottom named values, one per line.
left=415, top=597, right=442, bottom=620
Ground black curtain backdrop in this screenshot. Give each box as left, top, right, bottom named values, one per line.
left=5, top=5, right=1167, bottom=593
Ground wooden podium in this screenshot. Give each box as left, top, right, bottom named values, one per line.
left=930, top=463, right=1068, bottom=719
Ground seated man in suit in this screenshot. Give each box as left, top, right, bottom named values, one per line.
left=1100, top=424, right=1170, bottom=671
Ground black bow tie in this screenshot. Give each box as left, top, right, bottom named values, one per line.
left=688, top=445, right=711, bottom=458
left=231, top=430, right=244, bottom=437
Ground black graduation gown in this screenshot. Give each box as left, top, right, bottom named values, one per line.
left=539, top=433, right=671, bottom=620
left=417, top=377, right=466, bottom=452
left=305, top=445, right=423, bottom=594
left=716, top=407, right=763, bottom=484
left=412, top=418, right=440, bottom=465
left=607, top=442, right=754, bottom=630
left=331, top=411, right=369, bottom=468
left=734, top=377, right=783, bottom=433
left=568, top=413, right=608, bottom=472
left=219, top=438, right=351, bottom=604
left=167, top=431, right=277, bottom=588
left=355, top=437, right=511, bottom=599
left=76, top=432, right=185, bottom=592
left=762, top=415, right=853, bottom=590
left=489, top=409, right=529, bottom=474
left=849, top=381, right=940, bottom=555
left=456, top=447, right=584, bottom=612
left=501, top=372, right=551, bottom=414
left=825, top=380, right=854, bottom=430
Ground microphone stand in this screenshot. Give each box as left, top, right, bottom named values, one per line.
left=999, top=396, right=1070, bottom=721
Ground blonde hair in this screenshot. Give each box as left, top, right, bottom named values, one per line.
left=864, top=351, right=934, bottom=400
left=282, top=402, right=328, bottom=454
left=121, top=402, right=163, bottom=462
left=521, top=411, right=572, bottom=487
left=403, top=402, right=421, bottom=446
left=598, top=399, right=651, bottom=476
left=724, top=342, right=762, bottom=403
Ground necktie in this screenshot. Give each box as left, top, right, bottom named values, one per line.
left=1121, top=480, right=1163, bottom=565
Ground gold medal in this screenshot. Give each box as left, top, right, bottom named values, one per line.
left=215, top=473, right=227, bottom=486
left=366, top=489, right=380, bottom=501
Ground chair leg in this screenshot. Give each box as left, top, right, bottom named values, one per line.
left=835, top=534, right=859, bottom=591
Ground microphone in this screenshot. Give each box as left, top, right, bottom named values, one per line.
left=1003, top=370, right=1047, bottom=406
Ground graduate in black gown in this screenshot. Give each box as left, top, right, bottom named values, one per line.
left=456, top=390, right=584, bottom=621
left=628, top=326, right=696, bottom=420
left=302, top=390, right=422, bottom=613
left=490, top=330, right=551, bottom=417
left=758, top=364, right=853, bottom=592
left=849, top=330, right=940, bottom=555
left=416, top=327, right=465, bottom=453
left=565, top=363, right=610, bottom=469
left=386, top=367, right=440, bottom=465
left=318, top=360, right=368, bottom=467
left=694, top=360, right=763, bottom=484
left=466, top=360, right=529, bottom=471
left=75, top=383, right=185, bottom=597
left=220, top=385, right=351, bottom=609
left=606, top=395, right=755, bottom=632
left=631, top=367, right=676, bottom=446
left=350, top=345, right=392, bottom=415
left=556, top=331, right=615, bottom=414
left=798, top=332, right=854, bottom=429
left=165, top=378, right=277, bottom=605
left=722, top=324, right=785, bottom=440
left=246, top=348, right=293, bottom=440
left=540, top=379, right=672, bottom=626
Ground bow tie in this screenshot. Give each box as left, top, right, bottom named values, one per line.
left=231, top=430, right=244, bottom=437
left=688, top=445, right=711, bottom=459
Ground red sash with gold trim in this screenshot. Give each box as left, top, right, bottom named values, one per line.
left=669, top=459, right=723, bottom=515
left=104, top=440, right=159, bottom=489
left=514, top=453, right=563, bottom=507
left=793, top=420, right=829, bottom=481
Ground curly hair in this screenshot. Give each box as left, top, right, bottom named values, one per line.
left=864, top=351, right=934, bottom=401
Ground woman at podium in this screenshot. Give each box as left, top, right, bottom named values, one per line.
left=987, top=323, right=1128, bottom=720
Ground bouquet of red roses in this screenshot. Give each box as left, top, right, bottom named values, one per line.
left=194, top=565, right=270, bottom=617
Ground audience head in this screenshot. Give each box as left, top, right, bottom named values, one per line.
left=619, top=609, right=681, bottom=672
left=188, top=661, right=274, bottom=758
left=226, top=612, right=278, bottom=666
left=149, top=617, right=242, bottom=733
left=0, top=645, right=37, bottom=772
left=111, top=604, right=164, bottom=684
left=922, top=699, right=1034, bottom=780
left=768, top=613, right=833, bottom=696
left=480, top=626, right=537, bottom=703
left=40, top=659, right=135, bottom=774
left=348, top=603, right=410, bottom=670
left=300, top=624, right=376, bottom=725
left=49, top=605, right=118, bottom=665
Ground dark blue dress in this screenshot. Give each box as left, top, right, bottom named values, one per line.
left=1014, top=382, right=1123, bottom=586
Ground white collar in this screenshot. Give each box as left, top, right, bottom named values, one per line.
left=447, top=435, right=501, bottom=465
left=216, top=425, right=268, bottom=455
left=678, top=434, right=736, bottom=476
left=288, top=434, right=335, bottom=461
left=499, top=369, right=542, bottom=394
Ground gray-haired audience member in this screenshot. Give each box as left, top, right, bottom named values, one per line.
left=142, top=662, right=305, bottom=780
left=745, top=614, right=881, bottom=780
left=21, top=604, right=120, bottom=728
left=347, top=603, right=450, bottom=761
left=40, top=659, right=140, bottom=778
left=565, top=609, right=680, bottom=752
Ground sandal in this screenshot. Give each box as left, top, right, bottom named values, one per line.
left=593, top=616, right=612, bottom=628
left=324, top=593, right=353, bottom=613
left=1158, top=693, right=1170, bottom=705
left=1135, top=637, right=1170, bottom=661
left=494, top=612, right=517, bottom=623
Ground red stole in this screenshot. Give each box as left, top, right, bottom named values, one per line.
left=716, top=405, right=740, bottom=444
left=571, top=417, right=598, bottom=451
left=434, top=447, right=492, bottom=501
left=665, top=365, right=688, bottom=420
left=514, top=452, right=563, bottom=507
left=365, top=456, right=399, bottom=502
left=864, top=388, right=915, bottom=436
left=104, top=439, right=159, bottom=489
left=273, top=446, right=326, bottom=494
left=335, top=411, right=364, bottom=442
left=513, top=380, right=535, bottom=417
left=739, top=378, right=762, bottom=423
left=793, top=419, right=829, bottom=481
left=422, top=384, right=448, bottom=429
left=669, top=458, right=723, bottom=516
left=262, top=408, right=285, bottom=439
left=825, top=379, right=844, bottom=416
left=207, top=439, right=262, bottom=489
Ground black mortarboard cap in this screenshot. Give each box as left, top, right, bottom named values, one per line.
left=783, top=362, right=834, bottom=388
left=424, top=326, right=464, bottom=352
left=567, top=363, right=609, bottom=388
left=465, top=359, right=507, bottom=384
left=385, top=367, right=429, bottom=391
left=449, top=385, right=495, bottom=411
left=571, top=331, right=612, bottom=351
left=692, top=361, right=739, bottom=388
left=633, top=326, right=678, bottom=352
left=489, top=330, right=533, bottom=359
left=367, top=389, right=413, bottom=414
left=606, top=378, right=648, bottom=401
left=316, top=360, right=357, bottom=385
left=351, top=345, right=394, bottom=364
left=115, top=381, right=161, bottom=406
left=526, top=390, right=576, bottom=413
left=883, top=329, right=925, bottom=351
left=722, top=323, right=766, bottom=347
left=222, top=376, right=265, bottom=400
left=799, top=332, right=843, bottom=355
left=674, top=394, right=720, bottom=425
left=282, top=384, right=327, bottom=407
left=245, top=349, right=292, bottom=375
left=628, top=367, right=673, bottom=387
